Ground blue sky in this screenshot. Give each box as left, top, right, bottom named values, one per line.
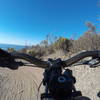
left=0, top=0, right=99, bottom=45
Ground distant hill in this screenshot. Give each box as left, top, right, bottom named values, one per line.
left=0, top=43, right=25, bottom=50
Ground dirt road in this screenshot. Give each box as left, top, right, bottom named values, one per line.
left=0, top=66, right=44, bottom=100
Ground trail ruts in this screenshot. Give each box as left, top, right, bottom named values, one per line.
left=0, top=66, right=43, bottom=100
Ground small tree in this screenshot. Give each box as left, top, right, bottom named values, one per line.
left=7, top=48, right=15, bottom=53
left=85, top=21, right=96, bottom=34
left=53, top=37, right=72, bottom=52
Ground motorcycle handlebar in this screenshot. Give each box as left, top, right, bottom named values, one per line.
left=11, top=50, right=100, bottom=68
left=63, top=50, right=100, bottom=67
left=11, top=52, right=49, bottom=68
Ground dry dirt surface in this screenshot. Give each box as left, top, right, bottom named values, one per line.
left=70, top=65, right=100, bottom=100
left=0, top=65, right=100, bottom=100
left=0, top=66, right=44, bottom=100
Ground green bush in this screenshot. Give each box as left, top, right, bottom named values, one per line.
left=53, top=37, right=72, bottom=52
left=7, top=48, right=16, bottom=53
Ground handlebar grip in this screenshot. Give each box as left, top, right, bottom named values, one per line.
left=11, top=52, right=49, bottom=68
left=63, top=50, right=100, bottom=67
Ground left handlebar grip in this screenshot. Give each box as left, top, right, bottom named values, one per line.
left=11, top=52, right=49, bottom=68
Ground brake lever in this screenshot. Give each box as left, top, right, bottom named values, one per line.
left=88, top=58, right=100, bottom=68
left=71, top=58, right=100, bottom=68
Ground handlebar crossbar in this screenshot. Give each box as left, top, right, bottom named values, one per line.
left=11, top=50, right=100, bottom=68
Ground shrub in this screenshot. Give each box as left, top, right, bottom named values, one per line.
left=70, top=32, right=100, bottom=53
left=53, top=37, right=72, bottom=52
left=7, top=48, right=16, bottom=53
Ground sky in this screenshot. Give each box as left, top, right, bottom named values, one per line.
left=0, top=0, right=100, bottom=45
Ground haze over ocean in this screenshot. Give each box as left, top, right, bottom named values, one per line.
left=0, top=43, right=25, bottom=50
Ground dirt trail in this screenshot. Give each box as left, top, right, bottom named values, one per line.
left=0, top=66, right=44, bottom=100
left=0, top=65, right=100, bottom=100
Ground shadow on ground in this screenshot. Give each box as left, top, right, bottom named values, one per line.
left=0, top=61, right=24, bottom=70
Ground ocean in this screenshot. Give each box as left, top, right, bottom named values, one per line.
left=0, top=43, right=25, bottom=50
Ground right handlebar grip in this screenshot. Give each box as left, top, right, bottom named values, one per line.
left=63, top=50, right=100, bottom=67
